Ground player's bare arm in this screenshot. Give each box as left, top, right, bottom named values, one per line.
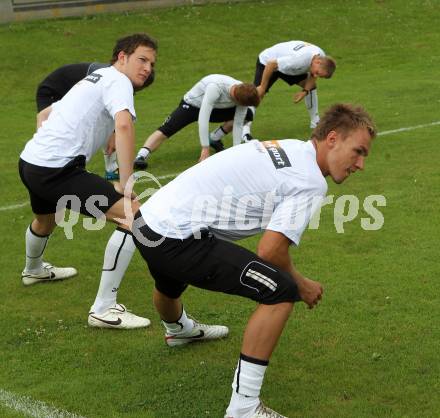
left=257, top=229, right=323, bottom=308
left=36, top=105, right=53, bottom=129
left=114, top=109, right=135, bottom=193
left=257, top=60, right=278, bottom=97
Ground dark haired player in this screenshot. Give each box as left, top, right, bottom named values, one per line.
left=134, top=74, right=260, bottom=169
left=20, top=33, right=157, bottom=329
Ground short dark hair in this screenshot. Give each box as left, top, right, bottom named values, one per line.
left=111, top=33, right=158, bottom=64
left=234, top=83, right=261, bottom=107
left=313, top=103, right=377, bottom=141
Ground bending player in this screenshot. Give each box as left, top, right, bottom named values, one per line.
left=20, top=33, right=157, bottom=329
left=133, top=74, right=259, bottom=169
left=208, top=41, right=336, bottom=146
left=132, top=103, right=376, bottom=417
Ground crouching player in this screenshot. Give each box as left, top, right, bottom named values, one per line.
left=132, top=103, right=376, bottom=417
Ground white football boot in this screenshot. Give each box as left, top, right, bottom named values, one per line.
left=225, top=402, right=288, bottom=418
left=88, top=303, right=151, bottom=329
left=22, top=262, right=77, bottom=286
left=165, top=318, right=229, bottom=347
left=310, top=117, right=320, bottom=129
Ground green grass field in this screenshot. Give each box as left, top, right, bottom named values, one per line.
left=1, top=0, right=440, bottom=417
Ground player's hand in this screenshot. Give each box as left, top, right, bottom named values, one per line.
left=199, top=147, right=211, bottom=162
left=257, top=85, right=266, bottom=99
left=297, top=277, right=323, bottom=309
left=113, top=181, right=137, bottom=200
left=293, top=90, right=308, bottom=103
left=105, top=133, right=116, bottom=155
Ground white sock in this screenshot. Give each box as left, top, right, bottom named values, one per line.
left=210, top=126, right=227, bottom=142
left=162, top=307, right=194, bottom=334
left=226, top=354, right=268, bottom=418
left=242, top=123, right=252, bottom=138
left=24, top=225, right=49, bottom=273
left=91, top=228, right=135, bottom=314
left=104, top=151, right=118, bottom=172
left=137, top=147, right=151, bottom=159
left=305, top=88, right=319, bottom=123
left=226, top=392, right=260, bottom=418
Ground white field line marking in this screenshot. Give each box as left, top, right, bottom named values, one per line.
left=2, top=119, right=439, bottom=213
left=377, top=121, right=440, bottom=136
left=134, top=171, right=180, bottom=184
left=0, top=202, right=29, bottom=212
left=0, top=388, right=87, bottom=418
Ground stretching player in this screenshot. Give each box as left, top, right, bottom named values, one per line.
left=20, top=33, right=157, bottom=329
left=133, top=74, right=259, bottom=169
left=133, top=103, right=375, bottom=417
left=210, top=41, right=335, bottom=146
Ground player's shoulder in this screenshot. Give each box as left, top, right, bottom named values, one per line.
left=86, top=62, right=110, bottom=75
left=203, top=74, right=238, bottom=84
left=78, top=67, right=133, bottom=99
left=281, top=139, right=326, bottom=187
left=303, top=41, right=325, bottom=56
left=93, top=66, right=132, bottom=87
left=287, top=40, right=324, bottom=54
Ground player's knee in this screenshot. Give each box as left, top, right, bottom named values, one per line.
left=155, top=281, right=187, bottom=299
left=106, top=196, right=136, bottom=218
left=130, top=199, right=140, bottom=213
left=32, top=215, right=56, bottom=235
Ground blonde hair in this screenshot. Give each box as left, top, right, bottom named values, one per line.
left=313, top=103, right=377, bottom=140
left=320, top=56, right=336, bottom=79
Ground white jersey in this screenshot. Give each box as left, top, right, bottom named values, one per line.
left=21, top=66, right=136, bottom=167
left=140, top=139, right=327, bottom=246
left=183, top=74, right=247, bottom=147
left=259, top=41, right=325, bottom=76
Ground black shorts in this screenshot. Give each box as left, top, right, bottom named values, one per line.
left=132, top=212, right=301, bottom=304
left=18, top=156, right=123, bottom=216
left=158, top=100, right=254, bottom=138
left=254, top=59, right=308, bottom=93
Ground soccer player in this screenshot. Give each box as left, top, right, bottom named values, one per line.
left=133, top=74, right=260, bottom=169
left=36, top=62, right=155, bottom=180
left=19, top=33, right=157, bottom=329
left=132, top=103, right=376, bottom=417
left=256, top=40, right=335, bottom=129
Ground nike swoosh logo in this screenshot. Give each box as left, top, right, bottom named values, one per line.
left=22, top=272, right=56, bottom=279
left=172, top=330, right=205, bottom=339
left=90, top=316, right=122, bottom=326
